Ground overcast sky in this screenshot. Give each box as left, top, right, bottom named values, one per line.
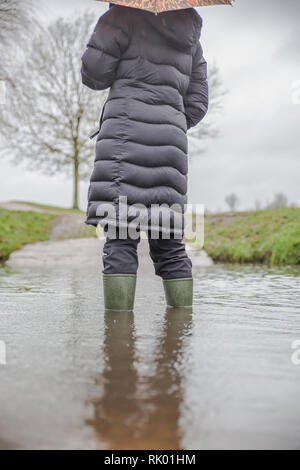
left=1, top=0, right=299, bottom=211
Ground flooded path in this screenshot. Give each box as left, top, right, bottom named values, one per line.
left=0, top=239, right=300, bottom=449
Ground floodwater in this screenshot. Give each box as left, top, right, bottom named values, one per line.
left=0, top=259, right=300, bottom=450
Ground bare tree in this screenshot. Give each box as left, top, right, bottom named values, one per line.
left=225, top=193, right=240, bottom=212
left=0, top=0, right=37, bottom=80
left=255, top=199, right=261, bottom=211
left=188, top=62, right=227, bottom=157
left=0, top=0, right=34, bottom=44
left=0, top=7, right=226, bottom=208
left=266, top=193, right=289, bottom=210
left=0, top=11, right=106, bottom=209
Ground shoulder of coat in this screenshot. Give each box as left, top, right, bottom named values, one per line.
left=101, top=5, right=133, bottom=32
left=189, top=9, right=203, bottom=43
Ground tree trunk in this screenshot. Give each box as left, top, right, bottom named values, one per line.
left=73, top=155, right=79, bottom=210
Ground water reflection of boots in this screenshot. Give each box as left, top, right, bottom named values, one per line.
left=138, top=307, right=193, bottom=449
left=87, top=311, right=138, bottom=449
left=89, top=307, right=193, bottom=450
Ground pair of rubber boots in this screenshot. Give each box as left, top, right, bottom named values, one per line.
left=103, top=274, right=193, bottom=311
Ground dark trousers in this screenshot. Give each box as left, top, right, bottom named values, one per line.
left=102, top=230, right=192, bottom=280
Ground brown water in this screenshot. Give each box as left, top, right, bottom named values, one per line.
left=0, top=263, right=300, bottom=450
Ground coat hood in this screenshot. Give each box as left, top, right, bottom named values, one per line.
left=142, top=8, right=202, bottom=51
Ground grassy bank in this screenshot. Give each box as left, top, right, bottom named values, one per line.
left=0, top=209, right=56, bottom=263
left=1, top=204, right=299, bottom=266
left=198, top=208, right=300, bottom=265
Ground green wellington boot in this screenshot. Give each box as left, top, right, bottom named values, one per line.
left=103, top=274, right=137, bottom=312
left=163, top=278, right=193, bottom=308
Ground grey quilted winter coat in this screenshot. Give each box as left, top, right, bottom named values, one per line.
left=81, top=5, right=208, bottom=233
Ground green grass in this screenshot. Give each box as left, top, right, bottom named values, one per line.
left=190, top=208, right=300, bottom=265
left=12, top=201, right=83, bottom=213
left=0, top=209, right=56, bottom=263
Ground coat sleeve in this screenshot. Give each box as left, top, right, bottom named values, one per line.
left=81, top=8, right=130, bottom=91
left=184, top=42, right=209, bottom=130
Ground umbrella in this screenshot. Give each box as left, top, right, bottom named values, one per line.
left=97, top=0, right=232, bottom=15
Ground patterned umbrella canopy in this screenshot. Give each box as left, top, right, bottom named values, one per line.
left=97, top=0, right=232, bottom=14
